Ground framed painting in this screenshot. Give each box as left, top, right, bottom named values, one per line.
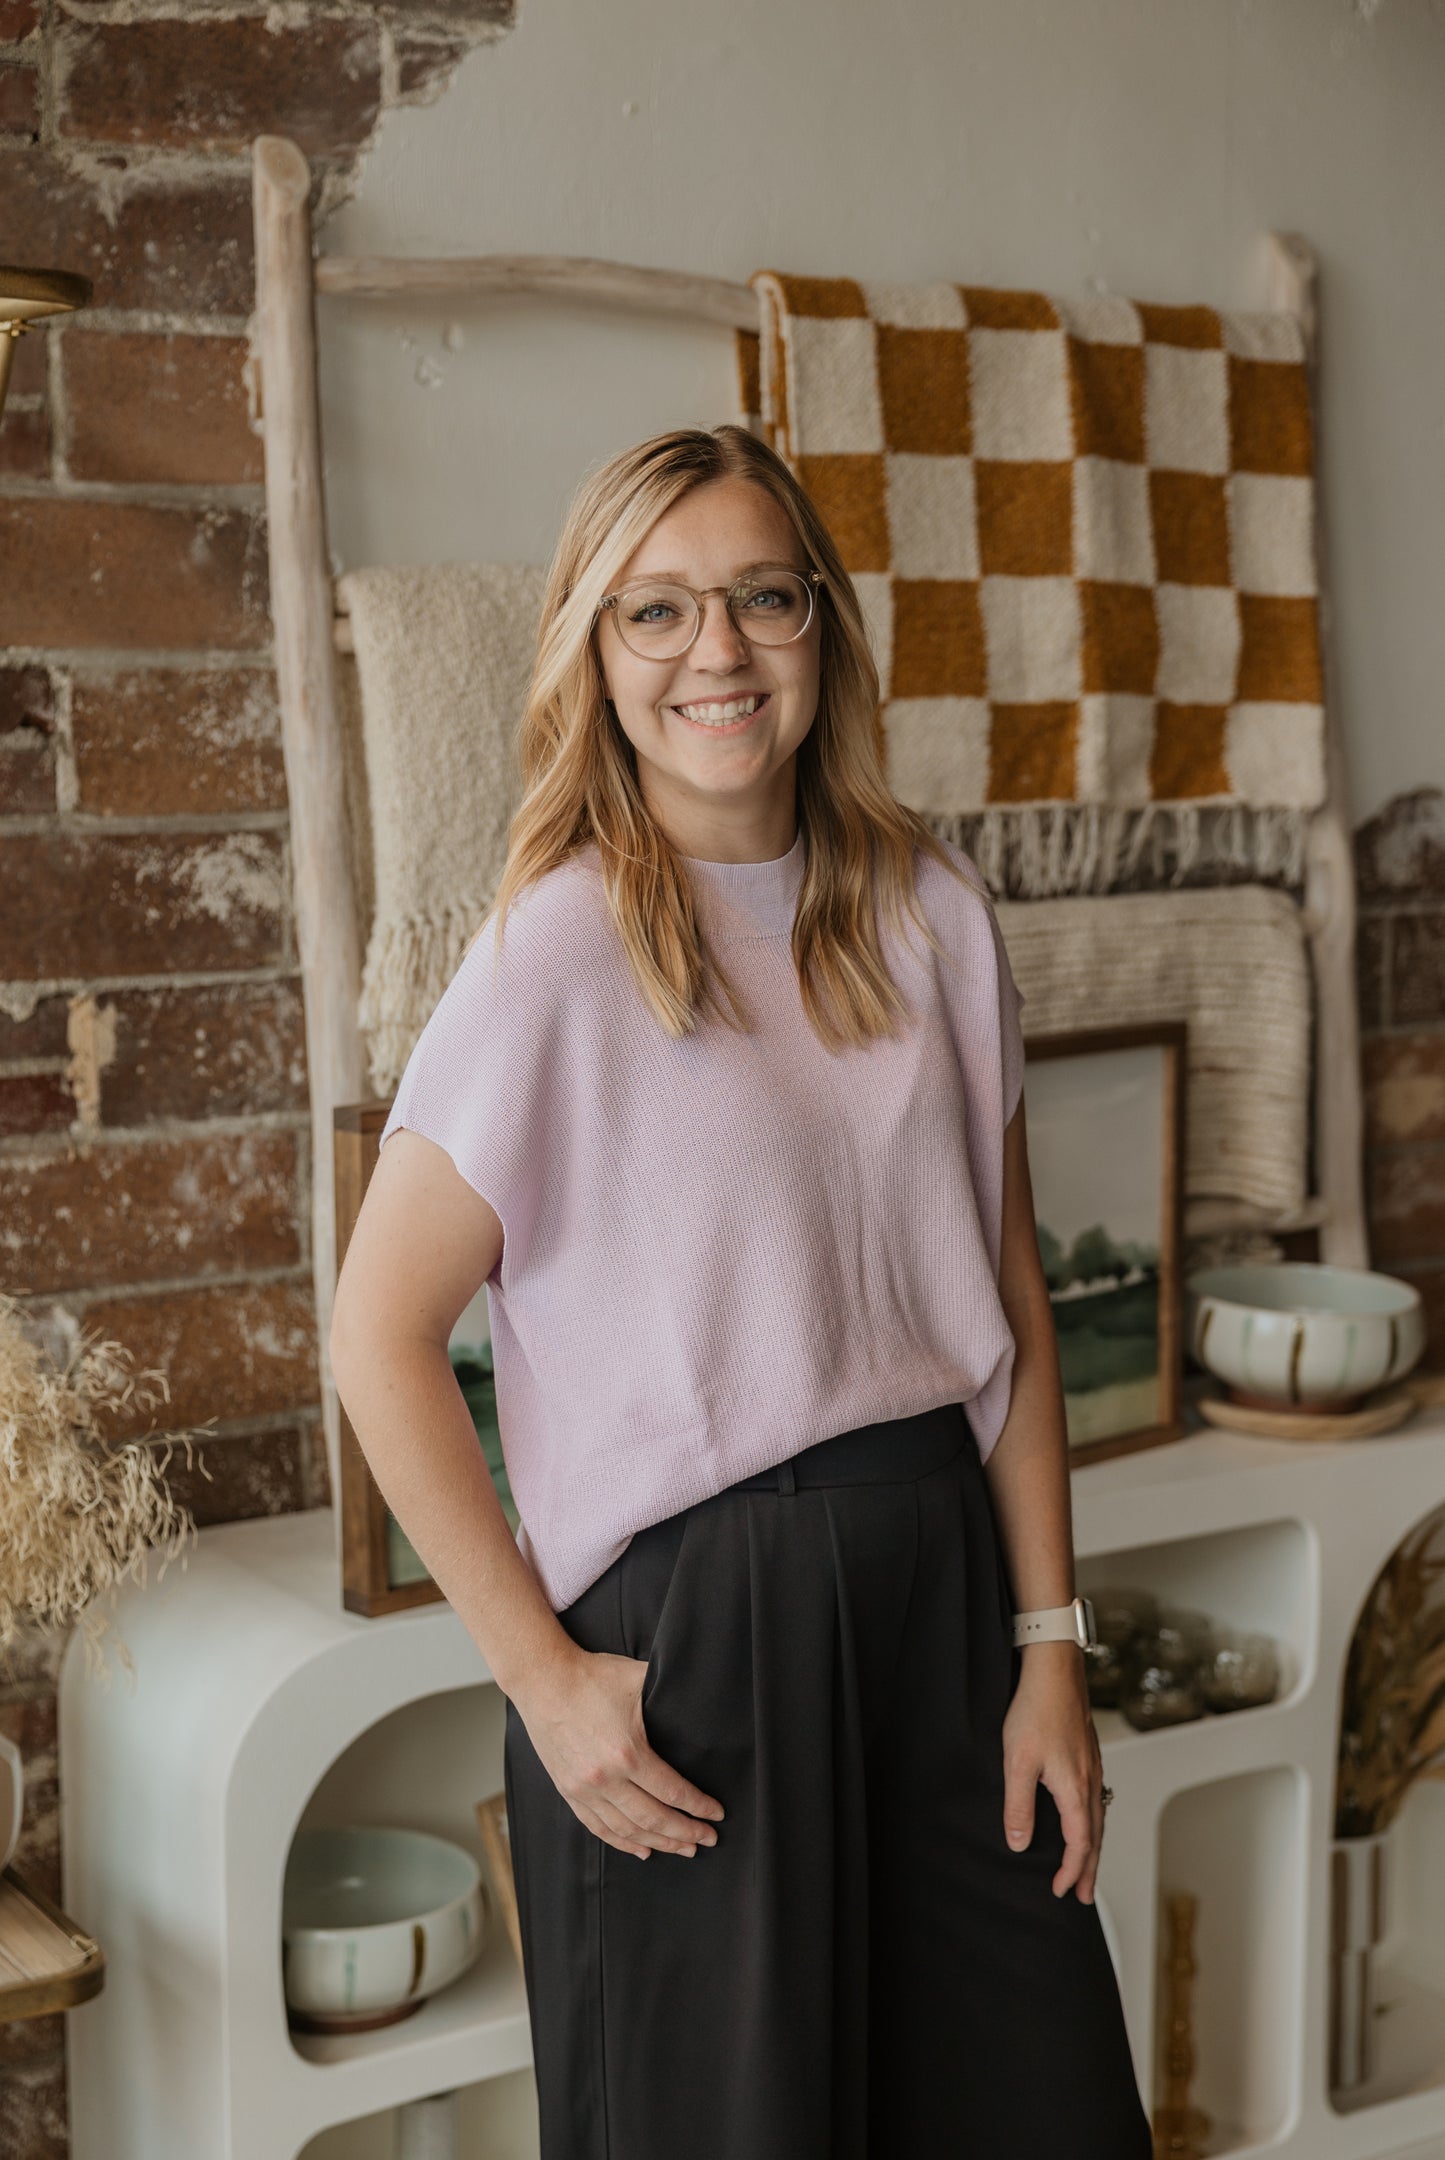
left=1021, top=1023, right=1187, bottom=1467
left=333, top=1101, right=516, bottom=1617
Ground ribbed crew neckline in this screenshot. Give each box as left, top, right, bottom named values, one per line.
left=680, top=826, right=805, bottom=940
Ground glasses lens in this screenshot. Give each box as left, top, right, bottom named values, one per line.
left=728, top=570, right=815, bottom=645
left=613, top=581, right=699, bottom=659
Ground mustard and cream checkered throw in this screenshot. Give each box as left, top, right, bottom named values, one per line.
left=736, top=277, right=1326, bottom=894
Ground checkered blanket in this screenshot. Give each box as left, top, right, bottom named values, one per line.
left=735, top=277, right=1326, bottom=894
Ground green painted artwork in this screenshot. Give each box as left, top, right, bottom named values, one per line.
left=384, top=1337, right=519, bottom=1588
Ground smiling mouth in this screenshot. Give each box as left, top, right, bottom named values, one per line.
left=670, top=692, right=771, bottom=730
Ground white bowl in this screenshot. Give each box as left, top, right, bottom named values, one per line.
left=1185, top=1263, right=1425, bottom=1410
left=282, top=1826, right=485, bottom=2022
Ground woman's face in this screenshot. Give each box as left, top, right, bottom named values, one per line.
left=594, top=475, right=822, bottom=849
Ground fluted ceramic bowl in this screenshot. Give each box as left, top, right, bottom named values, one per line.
left=282, top=1825, right=485, bottom=2026
left=1185, top=1262, right=1425, bottom=1411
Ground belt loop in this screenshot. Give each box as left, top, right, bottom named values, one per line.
left=778, top=1456, right=797, bottom=1496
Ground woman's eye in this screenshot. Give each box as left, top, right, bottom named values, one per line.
left=740, top=587, right=785, bottom=611
left=630, top=601, right=675, bottom=624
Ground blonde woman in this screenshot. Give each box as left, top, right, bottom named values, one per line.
left=331, top=425, right=1152, bottom=2158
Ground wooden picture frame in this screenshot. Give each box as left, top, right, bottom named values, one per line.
left=334, top=1100, right=448, bottom=1616
left=1022, top=1022, right=1187, bottom=1468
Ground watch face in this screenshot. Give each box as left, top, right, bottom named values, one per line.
left=1076, top=1596, right=1097, bottom=1648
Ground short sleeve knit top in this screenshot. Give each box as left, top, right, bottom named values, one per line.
left=378, top=827, right=1026, bottom=1613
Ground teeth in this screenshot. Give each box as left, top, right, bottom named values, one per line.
left=675, top=694, right=763, bottom=724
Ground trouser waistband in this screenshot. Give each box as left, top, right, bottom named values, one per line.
left=728, top=1401, right=971, bottom=1495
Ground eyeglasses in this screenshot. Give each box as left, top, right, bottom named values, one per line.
left=597, top=567, right=824, bottom=660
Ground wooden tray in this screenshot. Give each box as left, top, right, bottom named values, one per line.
left=0, top=1864, right=105, bottom=2019
left=1197, top=1386, right=1418, bottom=1443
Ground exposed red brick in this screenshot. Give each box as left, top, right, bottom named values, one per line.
left=0, top=990, right=69, bottom=1061
left=0, top=1618, right=68, bottom=1690
left=395, top=28, right=473, bottom=100
left=83, top=1279, right=318, bottom=1440
left=0, top=1691, right=57, bottom=1763
left=150, top=1423, right=318, bottom=1526
left=60, top=17, right=382, bottom=155
left=0, top=1071, right=73, bottom=1137
left=1356, top=788, right=1445, bottom=901
left=0, top=732, right=55, bottom=814
left=0, top=0, right=40, bottom=40
left=72, top=669, right=284, bottom=816
left=1364, top=1034, right=1445, bottom=1147
left=0, top=400, right=49, bottom=477
left=0, top=58, right=37, bottom=132
left=7, top=1771, right=59, bottom=1907
left=1391, top=911, right=1445, bottom=1028
left=0, top=498, right=268, bottom=651
left=0, top=665, right=50, bottom=730
left=0, top=2047, right=68, bottom=2155
left=0, top=149, right=256, bottom=316
left=0, top=830, right=286, bottom=979
left=65, top=331, right=262, bottom=487
left=383, top=0, right=513, bottom=19
left=86, top=977, right=307, bottom=1125
left=0, top=1131, right=301, bottom=1295
left=0, top=2009, right=63, bottom=2068
left=5, top=320, right=46, bottom=397
left=1367, top=1144, right=1445, bottom=1266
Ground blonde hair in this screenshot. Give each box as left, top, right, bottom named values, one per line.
left=485, top=423, right=977, bottom=1052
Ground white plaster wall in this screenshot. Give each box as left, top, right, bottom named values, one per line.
left=319, top=0, right=1445, bottom=821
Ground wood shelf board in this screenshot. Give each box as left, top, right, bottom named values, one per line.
left=0, top=1866, right=105, bottom=2018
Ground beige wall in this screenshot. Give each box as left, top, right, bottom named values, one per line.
left=321, top=0, right=1445, bottom=821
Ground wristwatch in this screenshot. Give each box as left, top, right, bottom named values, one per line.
left=1012, top=1595, right=1097, bottom=1650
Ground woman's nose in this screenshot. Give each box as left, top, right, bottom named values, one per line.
left=690, top=592, right=751, bottom=669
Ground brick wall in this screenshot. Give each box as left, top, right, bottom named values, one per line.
left=0, top=4, right=509, bottom=2150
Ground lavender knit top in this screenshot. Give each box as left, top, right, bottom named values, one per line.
left=378, top=827, right=1026, bottom=1614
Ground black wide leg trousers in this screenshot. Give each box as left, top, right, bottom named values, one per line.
left=502, top=1401, right=1153, bottom=2159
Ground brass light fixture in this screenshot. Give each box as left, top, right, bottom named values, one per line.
left=0, top=265, right=91, bottom=418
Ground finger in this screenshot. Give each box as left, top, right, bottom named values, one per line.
left=572, top=1801, right=651, bottom=1861
left=1051, top=1793, right=1095, bottom=1897
left=1002, top=1758, right=1038, bottom=1851
left=629, top=1732, right=727, bottom=1826
left=592, top=1788, right=704, bottom=1857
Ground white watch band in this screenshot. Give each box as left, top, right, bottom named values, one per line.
left=1012, top=1595, right=1095, bottom=1649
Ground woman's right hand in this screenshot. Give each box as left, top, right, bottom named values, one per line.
left=509, top=1644, right=726, bottom=1861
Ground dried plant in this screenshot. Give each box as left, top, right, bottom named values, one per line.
left=0, top=1291, right=212, bottom=1687
left=1336, top=1503, right=1445, bottom=1838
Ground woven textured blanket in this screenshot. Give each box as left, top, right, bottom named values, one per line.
left=996, top=884, right=1310, bottom=1215
left=736, top=277, right=1326, bottom=895
left=337, top=563, right=547, bottom=1094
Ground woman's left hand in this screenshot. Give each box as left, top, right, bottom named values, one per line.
left=1000, top=1641, right=1105, bottom=1903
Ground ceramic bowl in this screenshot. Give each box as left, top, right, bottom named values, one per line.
left=1185, top=1262, right=1425, bottom=1411
left=281, top=1825, right=485, bottom=2023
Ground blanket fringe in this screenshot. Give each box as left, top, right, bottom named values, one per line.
left=921, top=803, right=1309, bottom=899
left=360, top=901, right=496, bottom=1096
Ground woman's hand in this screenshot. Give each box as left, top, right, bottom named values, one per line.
left=509, top=1643, right=726, bottom=1862
left=1001, top=1641, right=1105, bottom=1903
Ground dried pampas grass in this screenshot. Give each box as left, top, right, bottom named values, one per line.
left=0, top=1291, right=210, bottom=1688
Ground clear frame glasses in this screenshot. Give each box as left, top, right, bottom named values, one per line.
left=598, top=566, right=824, bottom=660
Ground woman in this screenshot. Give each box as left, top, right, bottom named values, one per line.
left=330, top=424, right=1153, bottom=2158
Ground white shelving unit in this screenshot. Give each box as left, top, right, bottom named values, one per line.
left=58, top=1407, right=1445, bottom=2160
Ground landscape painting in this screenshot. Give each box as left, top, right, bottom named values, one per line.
left=1022, top=1025, right=1186, bottom=1464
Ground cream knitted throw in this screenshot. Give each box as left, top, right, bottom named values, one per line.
left=338, top=563, right=548, bottom=1094
left=736, top=275, right=1327, bottom=895
left=997, top=884, right=1310, bottom=1214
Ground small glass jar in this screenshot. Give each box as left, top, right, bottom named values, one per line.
left=1119, top=1630, right=1206, bottom=1730
left=1199, top=1627, right=1280, bottom=1712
